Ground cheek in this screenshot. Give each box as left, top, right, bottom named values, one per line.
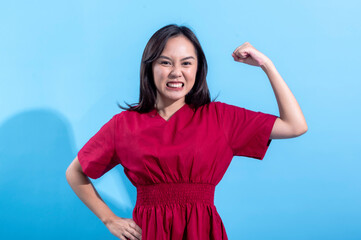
left=186, top=67, right=197, bottom=81
left=153, top=66, right=160, bottom=78
left=153, top=66, right=168, bottom=80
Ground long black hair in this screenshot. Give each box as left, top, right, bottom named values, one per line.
left=118, top=24, right=215, bottom=113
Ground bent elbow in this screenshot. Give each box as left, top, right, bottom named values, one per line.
left=65, top=166, right=72, bottom=181
left=295, top=124, right=308, bottom=136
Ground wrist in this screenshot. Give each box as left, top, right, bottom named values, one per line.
left=260, top=58, right=274, bottom=73
left=101, top=213, right=118, bottom=226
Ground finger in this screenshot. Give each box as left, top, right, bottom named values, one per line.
left=119, top=235, right=127, bottom=240
left=122, top=231, right=134, bottom=240
left=232, top=53, right=237, bottom=58
left=126, top=227, right=142, bottom=240
left=233, top=46, right=242, bottom=55
left=239, top=51, right=249, bottom=58
left=234, top=58, right=246, bottom=63
left=134, top=225, right=142, bottom=234
left=232, top=52, right=239, bottom=59
left=129, top=220, right=142, bottom=233
left=234, top=49, right=249, bottom=59
left=232, top=53, right=245, bottom=62
left=233, top=42, right=251, bottom=54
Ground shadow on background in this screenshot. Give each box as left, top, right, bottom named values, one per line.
left=0, top=109, right=136, bottom=239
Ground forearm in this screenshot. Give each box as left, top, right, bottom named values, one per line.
left=65, top=168, right=117, bottom=225
left=261, top=60, right=308, bottom=133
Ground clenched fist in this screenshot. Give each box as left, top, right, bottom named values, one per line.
left=232, top=42, right=271, bottom=67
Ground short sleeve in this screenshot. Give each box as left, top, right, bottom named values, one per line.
left=217, top=102, right=278, bottom=160
left=77, top=115, right=119, bottom=179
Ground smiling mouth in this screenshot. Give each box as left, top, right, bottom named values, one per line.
left=166, top=82, right=184, bottom=88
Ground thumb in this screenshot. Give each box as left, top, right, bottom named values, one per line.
left=232, top=53, right=246, bottom=62
left=238, top=51, right=249, bottom=58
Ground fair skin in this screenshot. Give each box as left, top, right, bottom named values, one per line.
left=65, top=156, right=142, bottom=240
left=154, top=36, right=308, bottom=137
left=152, top=35, right=198, bottom=121
left=66, top=36, right=196, bottom=240
left=65, top=36, right=307, bottom=240
left=232, top=42, right=308, bottom=138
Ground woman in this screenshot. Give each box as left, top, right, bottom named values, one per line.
left=66, top=24, right=307, bottom=240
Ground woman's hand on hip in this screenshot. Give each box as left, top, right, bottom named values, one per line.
left=232, top=42, right=271, bottom=67
left=104, top=216, right=142, bottom=240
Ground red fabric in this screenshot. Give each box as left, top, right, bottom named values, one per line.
left=78, top=101, right=278, bottom=240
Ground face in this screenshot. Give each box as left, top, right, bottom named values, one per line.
left=152, top=35, right=198, bottom=106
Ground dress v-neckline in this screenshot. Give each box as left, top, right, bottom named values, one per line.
left=153, top=103, right=188, bottom=123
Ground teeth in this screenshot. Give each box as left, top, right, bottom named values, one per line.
left=167, top=83, right=183, bottom=88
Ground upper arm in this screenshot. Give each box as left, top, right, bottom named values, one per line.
left=270, top=117, right=308, bottom=139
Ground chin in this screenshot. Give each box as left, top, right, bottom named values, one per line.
left=167, top=95, right=186, bottom=101
left=161, top=92, right=187, bottom=102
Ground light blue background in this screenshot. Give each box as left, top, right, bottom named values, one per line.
left=1, top=0, right=360, bottom=239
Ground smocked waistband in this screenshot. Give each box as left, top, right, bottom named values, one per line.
left=136, top=183, right=215, bottom=206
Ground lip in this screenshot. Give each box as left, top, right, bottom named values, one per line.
left=166, top=81, right=184, bottom=87
left=166, top=81, right=184, bottom=91
left=166, top=81, right=184, bottom=85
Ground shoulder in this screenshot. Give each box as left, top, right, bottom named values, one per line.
left=193, top=101, right=236, bottom=118
left=113, top=109, right=145, bottom=119
left=106, top=111, right=131, bottom=126
left=111, top=109, right=152, bottom=125
left=193, top=101, right=244, bottom=126
left=203, top=101, right=241, bottom=112
left=198, top=101, right=225, bottom=109
left=206, top=101, right=238, bottom=108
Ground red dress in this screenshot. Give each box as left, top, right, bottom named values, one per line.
left=78, top=101, right=278, bottom=240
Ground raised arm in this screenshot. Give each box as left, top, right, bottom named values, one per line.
left=232, top=42, right=308, bottom=139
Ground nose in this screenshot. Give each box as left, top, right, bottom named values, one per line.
left=169, top=65, right=182, bottom=79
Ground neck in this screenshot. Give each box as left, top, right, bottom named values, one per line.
left=155, top=99, right=186, bottom=119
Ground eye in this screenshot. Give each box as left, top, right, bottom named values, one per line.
left=160, top=61, right=171, bottom=65
left=182, top=62, right=192, bottom=66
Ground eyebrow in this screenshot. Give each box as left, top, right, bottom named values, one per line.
left=158, top=55, right=196, bottom=61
